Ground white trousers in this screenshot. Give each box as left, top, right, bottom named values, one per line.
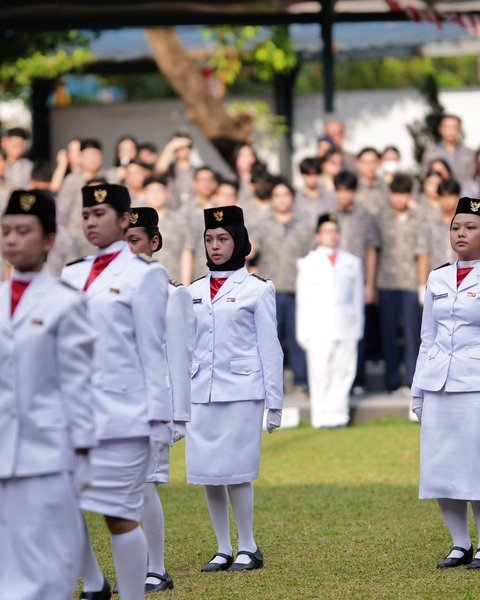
left=0, top=472, right=84, bottom=600
left=307, top=339, right=357, bottom=428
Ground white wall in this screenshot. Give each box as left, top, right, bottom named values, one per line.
left=50, top=87, right=480, bottom=175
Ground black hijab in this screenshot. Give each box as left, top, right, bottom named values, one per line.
left=203, top=206, right=251, bottom=272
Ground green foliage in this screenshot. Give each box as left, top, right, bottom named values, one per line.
left=294, top=54, right=478, bottom=93
left=203, top=25, right=298, bottom=87
left=0, top=30, right=95, bottom=97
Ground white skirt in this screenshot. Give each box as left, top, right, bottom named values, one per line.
left=0, top=473, right=84, bottom=600
left=420, top=390, right=480, bottom=500
left=145, top=446, right=170, bottom=485
left=80, top=438, right=150, bottom=521
left=186, top=400, right=264, bottom=485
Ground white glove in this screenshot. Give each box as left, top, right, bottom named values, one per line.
left=411, top=397, right=423, bottom=423
left=171, top=421, right=187, bottom=445
left=266, top=409, right=282, bottom=433
left=150, top=421, right=173, bottom=460
left=73, top=453, right=91, bottom=495
left=418, top=285, right=426, bottom=306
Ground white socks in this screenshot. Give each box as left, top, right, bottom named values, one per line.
left=204, top=483, right=257, bottom=565
left=142, top=483, right=166, bottom=580
left=204, top=485, right=232, bottom=563
left=111, top=527, right=148, bottom=600
left=81, top=521, right=105, bottom=593
left=228, top=483, right=257, bottom=564
left=437, top=498, right=471, bottom=558
left=471, top=501, right=480, bottom=557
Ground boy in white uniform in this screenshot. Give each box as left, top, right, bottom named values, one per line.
left=296, top=213, right=364, bottom=428
left=0, top=189, right=96, bottom=600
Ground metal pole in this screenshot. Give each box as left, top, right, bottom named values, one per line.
left=321, top=0, right=335, bottom=114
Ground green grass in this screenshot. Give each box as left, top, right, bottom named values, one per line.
left=76, top=420, right=480, bottom=599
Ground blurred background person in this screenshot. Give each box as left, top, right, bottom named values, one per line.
left=2, top=127, right=32, bottom=189
left=156, top=131, right=196, bottom=208
left=355, top=147, right=389, bottom=217
left=296, top=213, right=363, bottom=428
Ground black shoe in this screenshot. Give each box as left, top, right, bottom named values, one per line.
left=467, top=549, right=480, bottom=569
left=228, top=548, right=264, bottom=572
left=112, top=582, right=118, bottom=594
left=201, top=553, right=233, bottom=572
left=145, top=571, right=174, bottom=593
left=437, top=545, right=473, bottom=569
left=80, top=576, right=112, bottom=600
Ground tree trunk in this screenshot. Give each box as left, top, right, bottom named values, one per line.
left=145, top=27, right=251, bottom=166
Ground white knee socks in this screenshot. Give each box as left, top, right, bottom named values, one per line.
left=111, top=526, right=148, bottom=600
left=437, top=498, right=471, bottom=558
left=81, top=520, right=105, bottom=593
left=228, top=482, right=256, bottom=564
left=204, top=485, right=233, bottom=564
left=471, top=501, right=480, bottom=558
left=142, top=483, right=166, bottom=581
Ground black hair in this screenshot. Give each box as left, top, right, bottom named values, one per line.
left=31, top=161, right=53, bottom=183
left=194, top=166, right=219, bottom=184
left=81, top=138, right=103, bottom=152
left=6, top=127, right=28, bottom=139
left=299, top=157, right=321, bottom=175
left=334, top=171, right=358, bottom=191
left=427, top=157, right=452, bottom=177
left=382, top=145, right=401, bottom=158
left=217, top=177, right=240, bottom=193
left=438, top=179, right=461, bottom=196
left=271, top=177, right=295, bottom=197
left=144, top=174, right=168, bottom=187
left=138, top=142, right=158, bottom=155
left=390, top=173, right=413, bottom=194
left=356, top=147, right=380, bottom=160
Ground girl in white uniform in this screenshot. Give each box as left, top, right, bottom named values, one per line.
left=126, top=207, right=194, bottom=593
left=0, top=189, right=95, bottom=600
left=62, top=184, right=172, bottom=600
left=411, top=196, right=480, bottom=569
left=187, top=205, right=284, bottom=572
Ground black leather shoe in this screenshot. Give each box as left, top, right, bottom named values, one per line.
left=437, top=545, right=473, bottom=569
left=145, top=571, right=174, bottom=593
left=467, top=549, right=480, bottom=569
left=228, top=548, right=264, bottom=572
left=80, top=576, right=112, bottom=600
left=201, top=553, right=233, bottom=572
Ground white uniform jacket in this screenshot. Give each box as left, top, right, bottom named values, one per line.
left=62, top=241, right=172, bottom=439
left=189, top=266, right=283, bottom=409
left=412, top=262, right=480, bottom=398
left=0, top=268, right=96, bottom=478
left=167, top=280, right=194, bottom=422
left=296, top=247, right=364, bottom=349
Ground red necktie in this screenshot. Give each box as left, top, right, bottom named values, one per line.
left=84, top=252, right=120, bottom=291
left=210, top=277, right=227, bottom=300
left=11, top=280, right=30, bottom=317
left=457, top=266, right=473, bottom=288
left=328, top=252, right=337, bottom=267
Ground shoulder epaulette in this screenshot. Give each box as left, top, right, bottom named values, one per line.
left=136, top=253, right=157, bottom=264
left=434, top=262, right=450, bottom=270
left=65, top=257, right=86, bottom=267
left=251, top=273, right=269, bottom=283
left=59, top=279, right=80, bottom=291
left=191, top=275, right=207, bottom=284
left=169, top=278, right=183, bottom=288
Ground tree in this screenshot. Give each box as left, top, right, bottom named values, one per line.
left=145, top=25, right=298, bottom=169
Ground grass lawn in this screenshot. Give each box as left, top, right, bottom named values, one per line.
left=77, top=420, right=480, bottom=599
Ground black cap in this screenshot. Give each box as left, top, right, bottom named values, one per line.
left=3, top=189, right=56, bottom=234
left=454, top=197, right=480, bottom=217
left=129, top=207, right=158, bottom=229
left=317, top=212, right=339, bottom=230
left=82, top=183, right=130, bottom=212
left=204, top=205, right=244, bottom=229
